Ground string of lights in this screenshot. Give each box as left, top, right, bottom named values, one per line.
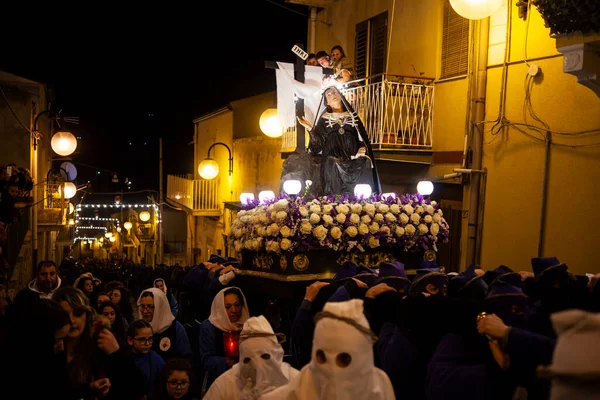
left=76, top=204, right=158, bottom=209
left=77, top=217, right=120, bottom=221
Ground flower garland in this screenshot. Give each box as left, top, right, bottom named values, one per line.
left=229, top=193, right=450, bottom=255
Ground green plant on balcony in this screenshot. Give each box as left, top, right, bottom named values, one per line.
left=534, top=0, right=600, bottom=36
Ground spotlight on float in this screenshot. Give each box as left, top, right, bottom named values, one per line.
left=258, top=190, right=275, bottom=204
left=259, top=108, right=284, bottom=138
left=60, top=182, right=77, bottom=199
left=139, top=211, right=151, bottom=222
left=198, top=158, right=219, bottom=180
left=417, top=180, right=434, bottom=196
left=283, top=180, right=302, bottom=196
left=354, top=184, right=372, bottom=199
left=51, top=131, right=78, bottom=156
left=449, top=0, right=503, bottom=20
left=240, top=193, right=255, bottom=205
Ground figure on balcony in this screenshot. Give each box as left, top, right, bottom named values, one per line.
left=298, top=86, right=381, bottom=196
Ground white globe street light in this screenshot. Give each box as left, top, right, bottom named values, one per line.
left=51, top=131, right=78, bottom=156
left=139, top=211, right=151, bottom=222
left=449, top=0, right=503, bottom=20
left=198, top=158, right=219, bottom=180
left=259, top=108, right=284, bottom=138
left=60, top=182, right=77, bottom=199
left=417, top=180, right=434, bottom=196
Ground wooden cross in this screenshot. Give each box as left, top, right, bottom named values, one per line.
left=265, top=43, right=333, bottom=152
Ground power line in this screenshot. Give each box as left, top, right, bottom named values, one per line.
left=0, top=84, right=32, bottom=133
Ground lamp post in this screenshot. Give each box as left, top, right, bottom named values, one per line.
left=198, top=142, right=233, bottom=180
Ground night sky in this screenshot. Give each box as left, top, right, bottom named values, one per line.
left=1, top=1, right=308, bottom=196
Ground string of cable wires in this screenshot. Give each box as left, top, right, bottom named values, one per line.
left=478, top=0, right=600, bottom=148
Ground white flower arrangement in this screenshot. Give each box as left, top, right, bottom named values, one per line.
left=229, top=193, right=450, bottom=255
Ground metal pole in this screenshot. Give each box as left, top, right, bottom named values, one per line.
left=159, top=137, right=164, bottom=264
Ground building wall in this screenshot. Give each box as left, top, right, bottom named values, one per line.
left=480, top=5, right=600, bottom=275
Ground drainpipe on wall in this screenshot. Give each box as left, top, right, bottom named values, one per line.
left=465, top=17, right=490, bottom=267
left=309, top=7, right=317, bottom=53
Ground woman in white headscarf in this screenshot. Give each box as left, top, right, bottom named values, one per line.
left=204, top=315, right=299, bottom=400
left=138, top=287, right=192, bottom=361
left=199, top=287, right=250, bottom=388
left=263, top=298, right=395, bottom=400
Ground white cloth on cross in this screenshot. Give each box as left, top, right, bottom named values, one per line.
left=276, top=62, right=323, bottom=129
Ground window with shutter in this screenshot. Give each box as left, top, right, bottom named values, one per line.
left=441, top=0, right=470, bottom=79
left=354, top=11, right=388, bottom=80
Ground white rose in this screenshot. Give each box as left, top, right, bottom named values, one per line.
left=431, top=223, right=440, bottom=235
left=240, top=215, right=251, bottom=223
left=336, top=204, right=350, bottom=215
left=410, top=214, right=421, bottom=224
left=276, top=211, right=287, bottom=221
left=251, top=239, right=260, bottom=251
left=404, top=204, right=414, bottom=215
left=418, top=224, right=429, bottom=234
left=336, top=213, right=347, bottom=224
left=369, top=222, right=380, bottom=234
left=349, top=213, right=360, bottom=225
left=405, top=224, right=416, bottom=235
left=426, top=205, right=435, bottom=215
left=345, top=226, right=358, bottom=237
left=368, top=236, right=380, bottom=248
left=299, top=207, right=309, bottom=217
left=433, top=214, right=442, bottom=223
left=309, top=213, right=321, bottom=224
left=430, top=201, right=437, bottom=206
left=251, top=215, right=259, bottom=224
left=322, top=204, right=333, bottom=214
left=358, top=223, right=369, bottom=235
left=260, top=214, right=269, bottom=224
left=322, top=214, right=334, bottom=226
left=415, top=206, right=425, bottom=214
left=400, top=214, right=409, bottom=225
left=395, top=226, right=405, bottom=237
left=313, top=225, right=328, bottom=241
left=330, top=226, right=342, bottom=240
left=280, top=225, right=292, bottom=237
left=364, top=203, right=376, bottom=215
left=234, top=241, right=243, bottom=252
left=269, top=223, right=279, bottom=234
left=237, top=210, right=247, bottom=217
left=374, top=213, right=384, bottom=223
left=361, top=215, right=371, bottom=224
left=424, top=215, right=433, bottom=224
left=438, top=209, right=443, bottom=217
left=234, top=228, right=243, bottom=238
left=385, top=212, right=396, bottom=223
left=378, top=204, right=389, bottom=213
left=390, top=204, right=400, bottom=214
left=300, top=221, right=312, bottom=235
left=280, top=238, right=292, bottom=251
left=270, top=240, right=281, bottom=253
left=350, top=203, right=362, bottom=214
left=275, top=199, right=289, bottom=209
left=309, top=204, right=321, bottom=214
left=266, top=225, right=274, bottom=236
left=379, top=226, right=391, bottom=235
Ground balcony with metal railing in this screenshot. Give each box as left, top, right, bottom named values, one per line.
left=37, top=183, right=68, bottom=229
left=166, top=175, right=220, bottom=216
left=281, top=74, right=435, bottom=162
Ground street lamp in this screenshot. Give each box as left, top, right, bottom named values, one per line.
left=139, top=211, right=151, bottom=222
left=449, top=0, right=503, bottom=20
left=51, top=131, right=78, bottom=156
left=198, top=142, right=233, bottom=180
left=259, top=108, right=284, bottom=138
left=60, top=182, right=77, bottom=199
left=123, top=221, right=133, bottom=231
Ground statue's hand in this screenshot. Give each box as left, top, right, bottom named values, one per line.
left=355, top=147, right=367, bottom=157
left=297, top=116, right=313, bottom=131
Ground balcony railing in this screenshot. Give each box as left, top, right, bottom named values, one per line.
left=167, top=175, right=220, bottom=216
left=38, top=183, right=67, bottom=227
left=282, top=74, right=435, bottom=151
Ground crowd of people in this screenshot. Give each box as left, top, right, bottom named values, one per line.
left=306, top=45, right=355, bottom=84
left=0, top=253, right=599, bottom=399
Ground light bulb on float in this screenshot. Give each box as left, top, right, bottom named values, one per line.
left=240, top=193, right=255, bottom=205
left=417, top=180, right=434, bottom=196
left=51, top=131, right=78, bottom=156
left=283, top=180, right=302, bottom=196
left=449, top=0, right=503, bottom=20
left=259, top=108, right=284, bottom=138
left=354, top=184, right=372, bottom=199
left=198, top=158, right=219, bottom=180
left=258, top=190, right=275, bottom=204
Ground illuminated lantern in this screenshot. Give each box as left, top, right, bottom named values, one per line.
left=449, top=0, right=503, bottom=20
left=283, top=180, right=302, bottom=195
left=354, top=184, right=372, bottom=199
left=60, top=182, right=77, bottom=199
left=239, top=193, right=254, bottom=205
left=198, top=158, right=219, bottom=180
left=259, top=108, right=284, bottom=138
left=258, top=190, right=275, bottom=203
left=139, top=211, right=151, bottom=222
left=417, top=180, right=434, bottom=196
left=51, top=131, right=77, bottom=156
left=123, top=221, right=133, bottom=231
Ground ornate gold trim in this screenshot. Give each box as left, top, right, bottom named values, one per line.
left=235, top=269, right=337, bottom=281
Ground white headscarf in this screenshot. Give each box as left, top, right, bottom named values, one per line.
left=262, top=299, right=395, bottom=400
left=153, top=278, right=167, bottom=294
left=137, top=287, right=174, bottom=334
left=208, top=287, right=250, bottom=332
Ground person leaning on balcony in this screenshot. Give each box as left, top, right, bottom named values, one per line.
left=330, top=45, right=354, bottom=84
